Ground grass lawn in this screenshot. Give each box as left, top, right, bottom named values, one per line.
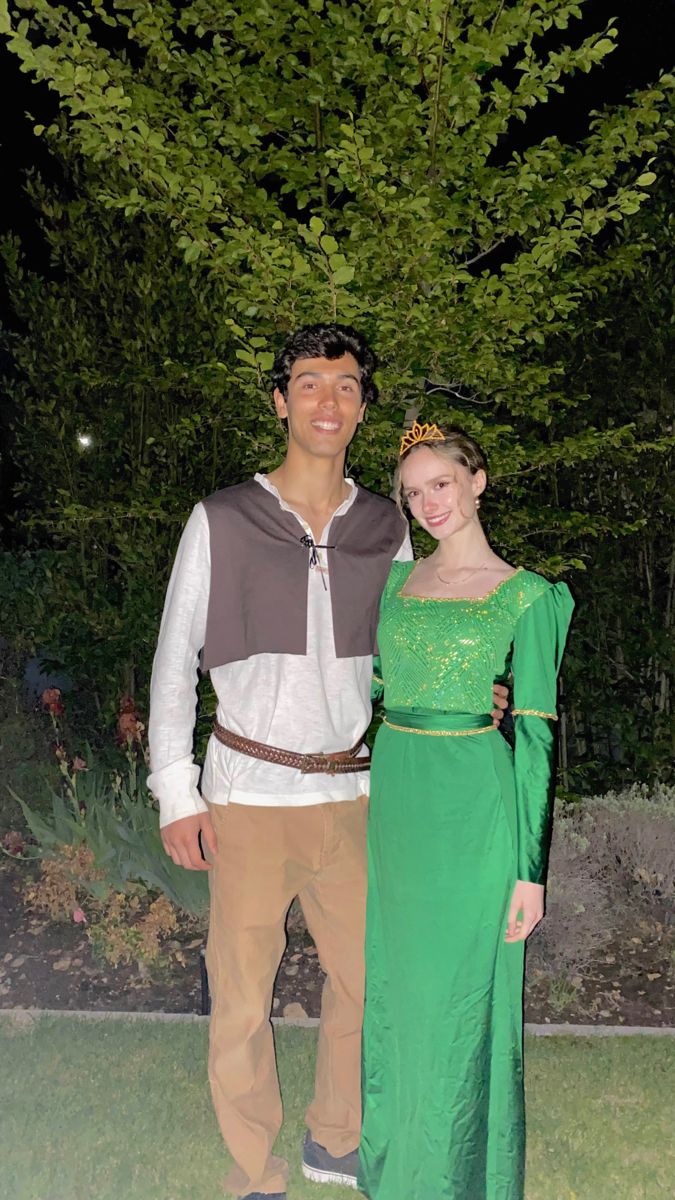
left=1, top=1014, right=673, bottom=1200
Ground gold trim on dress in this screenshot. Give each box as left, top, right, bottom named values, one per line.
left=382, top=719, right=496, bottom=737
left=372, top=675, right=384, bottom=686
left=398, top=565, right=524, bottom=603
left=511, top=708, right=558, bottom=720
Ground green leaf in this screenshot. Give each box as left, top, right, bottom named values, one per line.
left=7, top=788, right=58, bottom=850
left=332, top=264, right=355, bottom=286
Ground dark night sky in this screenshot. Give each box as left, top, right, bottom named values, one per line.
left=1, top=0, right=673, bottom=281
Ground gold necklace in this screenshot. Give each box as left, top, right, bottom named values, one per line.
left=435, top=560, right=492, bottom=587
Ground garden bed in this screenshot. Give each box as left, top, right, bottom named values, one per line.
left=2, top=857, right=674, bottom=1025
left=3, top=681, right=674, bottom=1025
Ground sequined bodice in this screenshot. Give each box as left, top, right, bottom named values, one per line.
left=377, top=563, right=551, bottom=714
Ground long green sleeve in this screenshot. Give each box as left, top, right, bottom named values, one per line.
left=511, top=582, right=574, bottom=884
left=371, top=654, right=385, bottom=705
left=372, top=561, right=411, bottom=705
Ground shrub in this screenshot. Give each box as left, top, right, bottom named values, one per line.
left=12, top=753, right=209, bottom=918
left=529, top=783, right=675, bottom=981
left=528, top=812, right=615, bottom=975
left=14, top=725, right=209, bottom=972
left=24, top=845, right=186, bottom=972
left=85, top=890, right=179, bottom=970
left=10, top=688, right=208, bottom=916
left=24, top=843, right=105, bottom=921
left=0, top=644, right=61, bottom=833
left=579, top=783, right=675, bottom=907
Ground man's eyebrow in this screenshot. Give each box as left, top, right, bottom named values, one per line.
left=295, top=370, right=361, bottom=384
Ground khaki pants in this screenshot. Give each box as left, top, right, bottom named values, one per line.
left=205, top=796, right=368, bottom=1197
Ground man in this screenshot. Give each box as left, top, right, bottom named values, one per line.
left=148, top=324, right=506, bottom=1198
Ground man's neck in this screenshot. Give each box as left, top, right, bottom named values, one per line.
left=267, top=445, right=351, bottom=515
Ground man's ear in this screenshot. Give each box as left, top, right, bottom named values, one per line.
left=357, top=401, right=366, bottom=424
left=273, top=387, right=288, bottom=420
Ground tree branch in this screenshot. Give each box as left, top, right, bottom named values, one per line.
left=461, top=236, right=508, bottom=268
left=428, top=5, right=451, bottom=177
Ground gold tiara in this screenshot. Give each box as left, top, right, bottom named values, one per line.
left=399, top=420, right=444, bottom=457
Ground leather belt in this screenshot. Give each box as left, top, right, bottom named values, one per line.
left=212, top=720, right=371, bottom=774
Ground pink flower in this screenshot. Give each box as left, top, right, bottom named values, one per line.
left=116, top=695, right=144, bottom=745
left=73, top=908, right=87, bottom=924
left=71, top=756, right=87, bottom=772
left=1, top=830, right=24, bottom=856
left=116, top=711, right=140, bottom=741
left=41, top=687, right=65, bottom=717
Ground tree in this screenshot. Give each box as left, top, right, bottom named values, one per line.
left=1, top=0, right=671, bottom=488
left=1, top=165, right=250, bottom=716
left=1, top=1, right=674, bottom=777
left=547, top=160, right=675, bottom=788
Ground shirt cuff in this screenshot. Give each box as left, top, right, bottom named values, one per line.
left=147, top=758, right=209, bottom=829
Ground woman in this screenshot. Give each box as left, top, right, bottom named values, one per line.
left=359, top=423, right=574, bottom=1200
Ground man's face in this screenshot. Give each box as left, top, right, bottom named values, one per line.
left=273, top=353, right=366, bottom=459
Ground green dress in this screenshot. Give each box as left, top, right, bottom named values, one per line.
left=359, top=563, right=574, bottom=1200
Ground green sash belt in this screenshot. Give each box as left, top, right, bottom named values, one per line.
left=382, top=709, right=495, bottom=736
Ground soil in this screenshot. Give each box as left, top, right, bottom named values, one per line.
left=1, top=859, right=674, bottom=1025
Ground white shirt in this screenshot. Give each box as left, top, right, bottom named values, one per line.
left=148, top=475, right=412, bottom=827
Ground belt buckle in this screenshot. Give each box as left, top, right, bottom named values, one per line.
left=303, top=750, right=336, bottom=776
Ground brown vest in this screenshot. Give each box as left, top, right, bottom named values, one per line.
left=200, top=479, right=407, bottom=670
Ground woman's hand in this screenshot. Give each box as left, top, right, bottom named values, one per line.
left=505, top=880, right=544, bottom=942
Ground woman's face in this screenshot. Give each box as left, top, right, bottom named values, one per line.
left=400, top=445, right=485, bottom=541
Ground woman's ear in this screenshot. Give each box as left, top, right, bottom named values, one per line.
left=472, top=468, right=487, bottom=500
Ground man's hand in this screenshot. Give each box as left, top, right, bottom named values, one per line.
left=505, top=880, right=545, bottom=942
left=161, top=812, right=218, bottom=871
left=491, top=682, right=509, bottom=726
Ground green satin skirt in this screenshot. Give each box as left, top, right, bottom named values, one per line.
left=359, top=710, right=525, bottom=1200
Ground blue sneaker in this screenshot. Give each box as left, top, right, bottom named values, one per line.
left=241, top=1193, right=286, bottom=1199
left=301, top=1130, right=359, bottom=1188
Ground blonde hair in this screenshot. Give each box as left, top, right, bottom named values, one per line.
left=393, top=425, right=488, bottom=512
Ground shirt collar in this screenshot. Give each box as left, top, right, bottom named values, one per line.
left=254, top=472, right=358, bottom=519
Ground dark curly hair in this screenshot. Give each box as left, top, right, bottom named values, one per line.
left=270, top=323, right=378, bottom=405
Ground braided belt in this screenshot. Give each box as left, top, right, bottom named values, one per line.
left=212, top=720, right=371, bottom=774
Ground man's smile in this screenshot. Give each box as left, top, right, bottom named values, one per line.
left=311, top=418, right=343, bottom=433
